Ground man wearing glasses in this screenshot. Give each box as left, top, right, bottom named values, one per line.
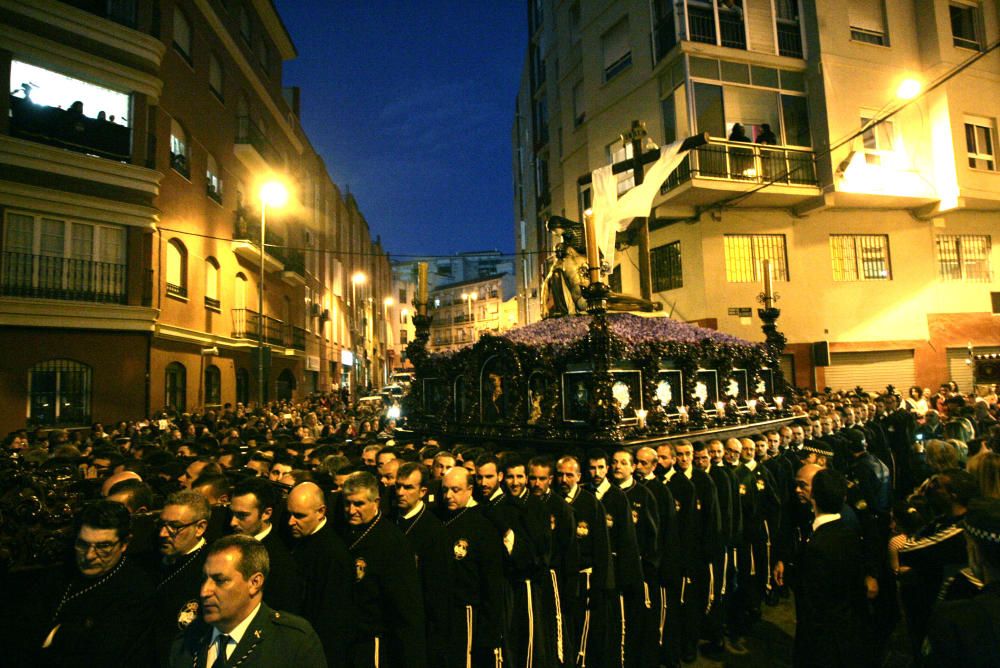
left=143, top=490, right=212, bottom=667
left=5, top=500, right=152, bottom=666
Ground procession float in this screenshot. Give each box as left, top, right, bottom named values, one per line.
left=403, top=130, right=793, bottom=449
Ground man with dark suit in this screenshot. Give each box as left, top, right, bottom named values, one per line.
left=169, top=534, right=325, bottom=667
left=794, top=468, right=871, bottom=667
left=230, top=477, right=304, bottom=614
left=925, top=498, right=1000, bottom=667
left=286, top=482, right=354, bottom=667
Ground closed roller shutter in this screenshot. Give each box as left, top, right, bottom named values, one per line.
left=824, top=350, right=915, bottom=393
left=947, top=347, right=1000, bottom=393
left=779, top=354, right=796, bottom=389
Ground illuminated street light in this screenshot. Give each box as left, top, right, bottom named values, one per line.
left=256, top=179, right=288, bottom=406
left=896, top=77, right=922, bottom=101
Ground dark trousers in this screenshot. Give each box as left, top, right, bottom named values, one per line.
left=446, top=604, right=502, bottom=668
left=619, top=580, right=661, bottom=668
left=569, top=569, right=609, bottom=667
left=348, top=637, right=385, bottom=668
left=703, top=552, right=729, bottom=645
left=680, top=565, right=710, bottom=658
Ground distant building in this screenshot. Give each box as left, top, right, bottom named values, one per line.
left=427, top=274, right=517, bottom=352
left=0, top=1, right=391, bottom=429
left=513, top=0, right=1000, bottom=392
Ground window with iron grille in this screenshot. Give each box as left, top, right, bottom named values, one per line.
left=936, top=235, right=992, bottom=282
left=28, top=359, right=92, bottom=426
left=724, top=234, right=789, bottom=282
left=830, top=235, right=891, bottom=281
left=652, top=241, right=683, bottom=291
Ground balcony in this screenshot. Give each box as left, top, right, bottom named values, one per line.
left=59, top=0, right=138, bottom=29
left=281, top=248, right=307, bottom=287
left=231, top=213, right=285, bottom=273
left=654, top=14, right=678, bottom=62
left=9, top=97, right=131, bottom=163
left=659, top=138, right=820, bottom=207
left=0, top=252, right=127, bottom=304
left=688, top=4, right=746, bottom=50
left=776, top=21, right=804, bottom=58
left=234, top=115, right=280, bottom=173
left=232, top=308, right=309, bottom=351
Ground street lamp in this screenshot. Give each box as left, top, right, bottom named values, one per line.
left=383, top=297, right=394, bottom=384
left=350, top=271, right=367, bottom=392
left=257, top=180, right=288, bottom=407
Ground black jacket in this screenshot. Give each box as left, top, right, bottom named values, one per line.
left=925, top=583, right=1000, bottom=668
left=169, top=603, right=326, bottom=668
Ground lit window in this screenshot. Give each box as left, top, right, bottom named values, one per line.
left=166, top=239, right=187, bottom=298
left=169, top=119, right=189, bottom=177
left=602, top=18, right=632, bottom=82
left=173, top=9, right=192, bottom=61
left=950, top=2, right=982, bottom=50
left=206, top=154, right=223, bottom=202
left=652, top=241, right=683, bottom=291
left=830, top=235, right=891, bottom=281
left=29, top=360, right=91, bottom=426
left=724, top=234, right=788, bottom=283
left=936, top=235, right=992, bottom=282
left=848, top=0, right=888, bottom=46
left=606, top=140, right=635, bottom=195
left=205, top=257, right=220, bottom=309
left=965, top=117, right=996, bottom=171
left=209, top=53, right=224, bottom=99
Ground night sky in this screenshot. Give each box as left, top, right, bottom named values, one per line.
left=274, top=1, right=527, bottom=259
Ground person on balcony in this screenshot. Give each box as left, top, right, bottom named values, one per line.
left=756, top=124, right=778, bottom=145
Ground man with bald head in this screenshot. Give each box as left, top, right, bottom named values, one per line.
left=286, top=482, right=353, bottom=667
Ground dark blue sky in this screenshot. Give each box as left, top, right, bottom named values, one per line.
left=274, top=1, right=527, bottom=258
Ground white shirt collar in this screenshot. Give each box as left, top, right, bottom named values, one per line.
left=664, top=469, right=675, bottom=481
left=681, top=465, right=693, bottom=479
left=595, top=478, right=611, bottom=500
left=812, top=513, right=841, bottom=533
left=402, top=500, right=425, bottom=520
left=744, top=459, right=757, bottom=471
left=253, top=524, right=272, bottom=542
left=564, top=484, right=579, bottom=503
left=466, top=497, right=478, bottom=508
left=186, top=537, right=206, bottom=555
left=618, top=477, right=634, bottom=490
left=489, top=488, right=504, bottom=502
left=307, top=517, right=327, bottom=536
left=210, top=602, right=261, bottom=658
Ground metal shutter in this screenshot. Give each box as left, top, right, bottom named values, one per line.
left=824, top=350, right=915, bottom=393
left=948, top=347, right=1000, bottom=393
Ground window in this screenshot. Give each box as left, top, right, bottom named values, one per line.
left=165, top=362, right=186, bottom=411
left=398, top=287, right=407, bottom=303
left=724, top=234, right=789, bottom=282
left=169, top=119, right=189, bottom=177
left=209, top=53, right=224, bottom=100
left=400, top=329, right=408, bottom=344
left=950, top=3, right=981, bottom=50
left=236, top=368, right=250, bottom=405
left=205, top=257, right=220, bottom=309
left=848, top=0, right=888, bottom=45
left=606, top=140, right=636, bottom=195
left=572, top=81, right=585, bottom=126
left=936, top=235, right=992, bottom=282
left=255, top=37, right=269, bottom=72
left=166, top=239, right=187, bottom=298
left=239, top=5, right=251, bottom=44
left=28, top=359, right=91, bottom=426
left=652, top=241, right=683, bottom=291
left=2, top=212, right=126, bottom=303
left=533, top=97, right=549, bottom=146
left=830, top=235, right=891, bottom=281
left=569, top=2, right=581, bottom=43
left=204, top=365, right=221, bottom=406
left=861, top=115, right=894, bottom=151
left=602, top=18, right=632, bottom=82
left=400, top=310, right=408, bottom=324
left=234, top=272, right=248, bottom=310
left=965, top=117, right=996, bottom=170
left=173, top=8, right=192, bottom=62
left=206, top=154, right=223, bottom=202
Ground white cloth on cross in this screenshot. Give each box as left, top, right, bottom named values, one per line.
left=589, top=138, right=690, bottom=274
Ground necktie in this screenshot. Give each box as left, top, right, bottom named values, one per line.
left=212, top=634, right=230, bottom=668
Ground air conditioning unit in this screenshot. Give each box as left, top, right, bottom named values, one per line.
left=320, top=309, right=330, bottom=322
left=310, top=303, right=320, bottom=318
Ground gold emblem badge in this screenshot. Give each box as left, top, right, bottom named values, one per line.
left=696, top=500, right=702, bottom=511
left=756, top=479, right=765, bottom=491
left=177, top=599, right=199, bottom=629
left=675, top=500, right=682, bottom=512
left=631, top=509, right=639, bottom=524
left=606, top=513, right=614, bottom=528
left=739, top=484, right=747, bottom=495
left=550, top=514, right=557, bottom=531
left=454, top=539, right=470, bottom=560
left=354, top=557, right=367, bottom=581
left=576, top=521, right=589, bottom=537
left=856, top=499, right=868, bottom=511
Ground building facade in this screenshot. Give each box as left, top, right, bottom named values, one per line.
left=427, top=273, right=517, bottom=352
left=0, top=0, right=390, bottom=429
left=514, top=0, right=1000, bottom=392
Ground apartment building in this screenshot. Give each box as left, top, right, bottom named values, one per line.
left=0, top=0, right=390, bottom=429
left=513, top=0, right=1000, bottom=392
left=427, top=273, right=518, bottom=352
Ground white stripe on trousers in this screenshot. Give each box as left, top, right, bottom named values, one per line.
left=618, top=594, right=626, bottom=668
left=374, top=637, right=380, bottom=668
left=706, top=562, right=715, bottom=614
left=577, top=570, right=592, bottom=667
left=466, top=605, right=473, bottom=668
left=525, top=580, right=534, bottom=668
left=764, top=520, right=773, bottom=592
left=721, top=551, right=729, bottom=596
left=658, top=585, right=667, bottom=645
left=550, top=569, right=564, bottom=663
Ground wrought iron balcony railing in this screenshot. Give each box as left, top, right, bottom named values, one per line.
left=662, top=139, right=817, bottom=191
left=1, top=251, right=127, bottom=303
